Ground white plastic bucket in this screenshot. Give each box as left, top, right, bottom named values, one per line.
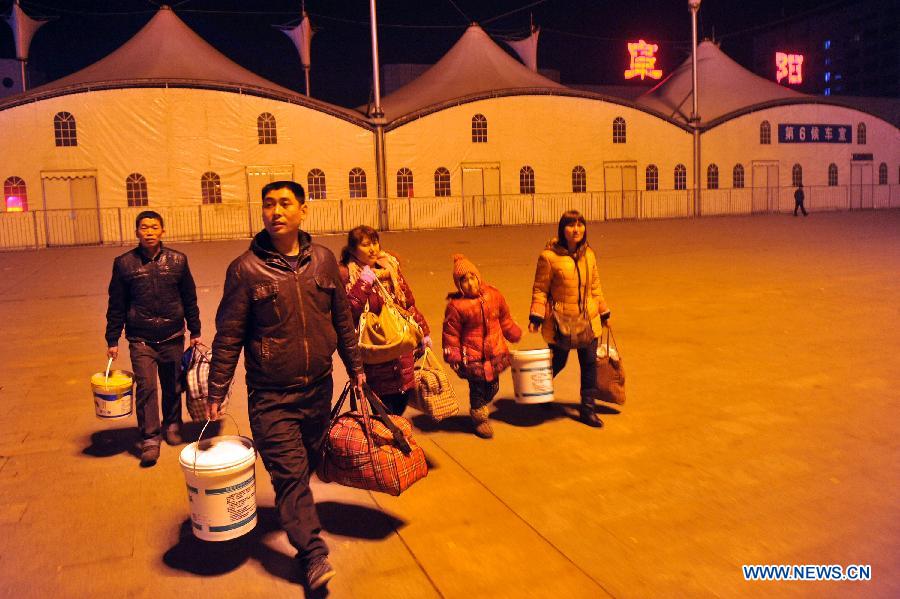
left=179, top=435, right=258, bottom=541
left=511, top=349, right=554, bottom=404
left=90, top=370, right=134, bottom=419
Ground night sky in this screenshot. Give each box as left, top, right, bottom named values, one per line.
left=2, top=0, right=858, bottom=106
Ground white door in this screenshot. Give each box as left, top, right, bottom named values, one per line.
left=751, top=162, right=779, bottom=213
left=850, top=163, right=873, bottom=210
left=603, top=163, right=638, bottom=219
left=461, top=164, right=501, bottom=226
left=42, top=173, right=101, bottom=246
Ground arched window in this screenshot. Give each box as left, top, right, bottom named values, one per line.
left=571, top=166, right=586, bottom=193
left=3, top=176, right=28, bottom=211
left=54, top=112, right=77, bottom=147
left=878, top=162, right=888, bottom=185
left=126, top=173, right=148, bottom=207
left=674, top=164, right=687, bottom=190
left=792, top=164, right=803, bottom=187
left=760, top=120, right=771, bottom=145
left=434, top=167, right=451, bottom=197
left=519, top=166, right=535, bottom=194
left=201, top=172, right=222, bottom=204
left=828, top=163, right=838, bottom=187
left=732, top=164, right=745, bottom=189
left=857, top=122, right=866, bottom=145
left=397, top=168, right=414, bottom=197
left=645, top=164, right=659, bottom=191
left=257, top=112, right=277, bottom=144
left=349, top=168, right=367, bottom=198
left=307, top=169, right=326, bottom=200
left=613, top=117, right=626, bottom=143
left=707, top=164, right=719, bottom=189
left=472, top=114, right=487, bottom=143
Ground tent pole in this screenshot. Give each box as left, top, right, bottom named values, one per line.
left=304, top=65, right=310, bottom=97
left=20, top=59, right=27, bottom=92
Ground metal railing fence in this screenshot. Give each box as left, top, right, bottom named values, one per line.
left=2, top=183, right=897, bottom=251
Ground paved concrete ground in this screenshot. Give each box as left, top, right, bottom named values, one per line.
left=0, top=211, right=898, bottom=598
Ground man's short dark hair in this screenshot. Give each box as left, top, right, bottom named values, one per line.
left=135, top=210, right=164, bottom=229
left=261, top=181, right=306, bottom=204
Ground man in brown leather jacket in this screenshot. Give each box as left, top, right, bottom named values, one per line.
left=206, top=181, right=364, bottom=592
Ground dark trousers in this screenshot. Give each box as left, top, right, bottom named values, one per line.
left=794, top=200, right=808, bottom=216
left=248, top=377, right=333, bottom=560
left=468, top=379, right=500, bottom=410
left=550, top=338, right=599, bottom=403
left=379, top=389, right=414, bottom=416
left=129, top=338, right=184, bottom=443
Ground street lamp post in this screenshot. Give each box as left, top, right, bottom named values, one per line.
left=689, top=0, right=702, bottom=216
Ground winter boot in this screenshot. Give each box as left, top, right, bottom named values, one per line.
left=579, top=398, right=603, bottom=428
left=470, top=405, right=494, bottom=439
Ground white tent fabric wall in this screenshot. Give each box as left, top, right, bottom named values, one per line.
left=384, top=94, right=693, bottom=193
left=0, top=87, right=375, bottom=243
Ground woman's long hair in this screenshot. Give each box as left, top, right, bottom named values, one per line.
left=340, top=225, right=380, bottom=265
left=556, top=210, right=588, bottom=252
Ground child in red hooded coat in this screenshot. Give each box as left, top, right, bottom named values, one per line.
left=442, top=254, right=522, bottom=438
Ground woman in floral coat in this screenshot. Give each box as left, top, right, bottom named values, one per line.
left=529, top=210, right=610, bottom=427
left=339, top=225, right=430, bottom=415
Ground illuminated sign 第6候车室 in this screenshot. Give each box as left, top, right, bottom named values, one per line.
left=778, top=124, right=851, bottom=143
left=625, top=40, right=662, bottom=80
left=775, top=52, right=804, bottom=84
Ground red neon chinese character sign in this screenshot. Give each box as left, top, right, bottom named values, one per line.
left=775, top=52, right=804, bottom=84
left=625, top=40, right=663, bottom=80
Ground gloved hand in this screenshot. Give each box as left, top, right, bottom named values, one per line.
left=359, top=265, right=377, bottom=285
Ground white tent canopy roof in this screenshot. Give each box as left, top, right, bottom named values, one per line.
left=637, top=41, right=807, bottom=126
left=367, top=24, right=566, bottom=121
left=18, top=6, right=365, bottom=124
left=32, top=6, right=297, bottom=94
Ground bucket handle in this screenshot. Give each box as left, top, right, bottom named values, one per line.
left=193, top=412, right=255, bottom=474
left=104, top=357, right=113, bottom=386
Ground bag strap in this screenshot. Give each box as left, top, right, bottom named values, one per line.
left=360, top=384, right=412, bottom=455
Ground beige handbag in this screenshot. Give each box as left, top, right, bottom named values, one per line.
left=410, top=348, right=459, bottom=422
left=357, top=279, right=423, bottom=364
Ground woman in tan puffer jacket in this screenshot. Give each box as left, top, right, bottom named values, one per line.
left=529, top=210, right=610, bottom=427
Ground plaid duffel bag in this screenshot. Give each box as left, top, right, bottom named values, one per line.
left=410, top=348, right=459, bottom=422
left=180, top=344, right=230, bottom=421
left=318, top=383, right=428, bottom=496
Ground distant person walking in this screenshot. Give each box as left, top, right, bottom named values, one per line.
left=794, top=183, right=808, bottom=216
left=206, top=181, right=364, bottom=592
left=105, top=210, right=202, bottom=467
left=528, top=210, right=610, bottom=427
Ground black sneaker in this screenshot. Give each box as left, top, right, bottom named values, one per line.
left=140, top=442, right=160, bottom=467
left=305, top=556, right=335, bottom=590
left=579, top=407, right=603, bottom=428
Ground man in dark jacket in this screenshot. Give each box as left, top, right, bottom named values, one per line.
left=206, top=181, right=364, bottom=592
left=794, top=183, right=808, bottom=216
left=106, top=210, right=202, bottom=467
